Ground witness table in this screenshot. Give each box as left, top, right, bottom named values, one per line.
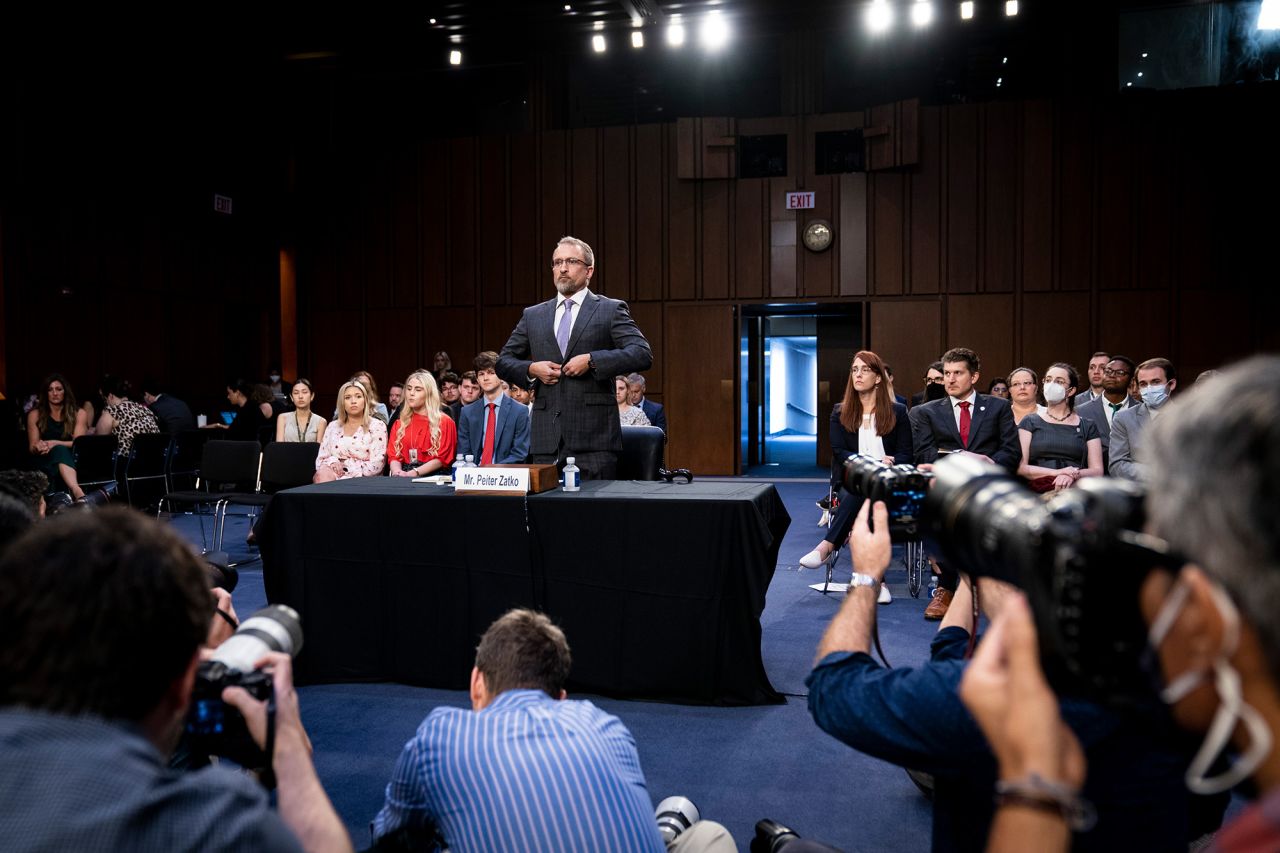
left=259, top=478, right=789, bottom=705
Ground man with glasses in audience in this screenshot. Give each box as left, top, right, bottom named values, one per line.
left=910, top=361, right=945, bottom=408
left=1108, top=357, right=1176, bottom=481
left=1076, top=356, right=1139, bottom=470
left=498, top=236, right=652, bottom=480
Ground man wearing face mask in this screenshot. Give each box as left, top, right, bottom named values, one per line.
left=1108, top=358, right=1176, bottom=481
left=960, top=355, right=1280, bottom=852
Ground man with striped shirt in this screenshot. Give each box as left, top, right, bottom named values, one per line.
left=372, top=609, right=733, bottom=852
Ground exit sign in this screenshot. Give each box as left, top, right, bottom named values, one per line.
left=214, top=194, right=233, bottom=215
left=785, top=191, right=815, bottom=210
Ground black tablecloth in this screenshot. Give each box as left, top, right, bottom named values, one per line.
left=259, top=478, right=788, bottom=705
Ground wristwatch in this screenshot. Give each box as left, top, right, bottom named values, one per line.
left=848, top=573, right=882, bottom=595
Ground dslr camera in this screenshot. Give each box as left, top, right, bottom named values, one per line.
left=841, top=454, right=933, bottom=542
left=186, top=604, right=303, bottom=771
left=923, top=454, right=1173, bottom=707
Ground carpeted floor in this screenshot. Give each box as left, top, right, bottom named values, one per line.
left=186, top=480, right=939, bottom=852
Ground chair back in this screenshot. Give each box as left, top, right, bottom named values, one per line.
left=257, top=422, right=276, bottom=450
left=72, top=435, right=119, bottom=489
left=199, top=440, right=263, bottom=492
left=168, top=429, right=212, bottom=490
left=617, top=426, right=666, bottom=481
left=260, top=442, right=321, bottom=494
left=125, top=432, right=172, bottom=479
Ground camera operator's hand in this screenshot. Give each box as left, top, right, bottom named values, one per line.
left=849, top=500, right=892, bottom=580
left=221, top=651, right=311, bottom=757
left=205, top=587, right=239, bottom=648
left=958, top=594, right=1084, bottom=789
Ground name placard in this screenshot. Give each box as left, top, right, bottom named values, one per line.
left=454, top=467, right=531, bottom=495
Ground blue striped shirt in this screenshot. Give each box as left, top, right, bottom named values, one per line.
left=372, top=689, right=664, bottom=853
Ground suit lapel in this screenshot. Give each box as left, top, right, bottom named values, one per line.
left=566, top=292, right=600, bottom=356
left=935, top=399, right=963, bottom=448
left=496, top=401, right=513, bottom=452
left=965, top=394, right=990, bottom=446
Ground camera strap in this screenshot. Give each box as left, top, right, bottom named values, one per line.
left=261, top=687, right=278, bottom=790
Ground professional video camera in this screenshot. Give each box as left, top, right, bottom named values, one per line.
left=840, top=454, right=932, bottom=542
left=923, top=454, right=1175, bottom=707
left=186, top=604, right=303, bottom=772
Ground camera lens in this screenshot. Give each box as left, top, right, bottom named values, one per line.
left=211, top=604, right=303, bottom=672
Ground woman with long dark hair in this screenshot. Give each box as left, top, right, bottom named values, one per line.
left=26, top=373, right=90, bottom=499
left=799, top=351, right=913, bottom=603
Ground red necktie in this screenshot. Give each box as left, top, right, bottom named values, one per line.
left=481, top=403, right=496, bottom=466
left=958, top=401, right=971, bottom=447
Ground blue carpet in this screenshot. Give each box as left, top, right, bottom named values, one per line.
left=187, top=487, right=938, bottom=852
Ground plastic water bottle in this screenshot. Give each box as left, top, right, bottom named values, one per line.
left=464, top=454, right=475, bottom=468
left=562, top=457, right=580, bottom=492
left=452, top=454, right=464, bottom=486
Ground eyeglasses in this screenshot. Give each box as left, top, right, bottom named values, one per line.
left=851, top=367, right=878, bottom=376
left=1103, top=368, right=1131, bottom=377
left=550, top=258, right=589, bottom=270
left=1009, top=381, right=1036, bottom=388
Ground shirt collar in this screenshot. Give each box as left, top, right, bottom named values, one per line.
left=482, top=688, right=557, bottom=713
left=558, top=288, right=589, bottom=309
left=950, top=390, right=978, bottom=408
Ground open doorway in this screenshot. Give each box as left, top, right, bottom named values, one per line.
left=740, top=304, right=863, bottom=477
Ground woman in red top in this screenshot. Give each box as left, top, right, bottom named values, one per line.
left=387, top=370, right=457, bottom=477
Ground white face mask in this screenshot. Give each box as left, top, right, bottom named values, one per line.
left=1042, top=382, right=1068, bottom=404
left=1147, top=579, right=1274, bottom=795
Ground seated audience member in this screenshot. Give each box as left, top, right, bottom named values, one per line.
left=94, top=375, right=160, bottom=454
left=808, top=501, right=1224, bottom=853
left=0, top=470, right=49, bottom=517
left=507, top=383, right=533, bottom=409
left=882, top=363, right=910, bottom=408
left=910, top=361, right=944, bottom=408
left=457, top=352, right=530, bottom=465
left=0, top=508, right=351, bottom=853
left=960, top=356, right=1279, bottom=853
left=1109, top=357, right=1177, bottom=481
left=255, top=383, right=288, bottom=419
left=26, top=373, right=89, bottom=499
left=1075, top=355, right=1139, bottom=470
left=438, top=372, right=462, bottom=422
left=333, top=371, right=390, bottom=424
left=798, top=351, right=911, bottom=606
left=385, top=382, right=405, bottom=423
left=458, top=371, right=481, bottom=407
left=266, top=366, right=289, bottom=401
left=141, top=380, right=197, bottom=434
left=617, top=376, right=652, bottom=426
left=1015, top=363, right=1103, bottom=492
left=373, top=609, right=733, bottom=853
left=987, top=378, right=1010, bottom=400
left=205, top=379, right=272, bottom=441
left=1075, top=351, right=1110, bottom=405
left=625, top=372, right=667, bottom=433
left=315, top=380, right=387, bottom=482
left=276, top=379, right=326, bottom=444
left=387, top=371, right=457, bottom=478
left=1006, top=367, right=1045, bottom=425
left=431, top=350, right=452, bottom=380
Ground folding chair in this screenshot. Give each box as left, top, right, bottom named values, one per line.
left=215, top=441, right=319, bottom=552
left=72, top=435, right=119, bottom=492
left=618, top=426, right=665, bottom=480
left=122, top=432, right=172, bottom=507
left=157, top=440, right=261, bottom=552
left=167, top=429, right=212, bottom=492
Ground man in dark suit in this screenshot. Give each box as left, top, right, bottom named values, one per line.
left=498, top=236, right=653, bottom=480
left=909, top=361, right=944, bottom=408
left=912, top=346, right=1020, bottom=619
left=458, top=352, right=531, bottom=465
left=140, top=381, right=195, bottom=434
left=1075, top=354, right=1139, bottom=470
left=624, top=373, right=667, bottom=434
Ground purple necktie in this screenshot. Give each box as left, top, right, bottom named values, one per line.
left=556, top=299, right=574, bottom=358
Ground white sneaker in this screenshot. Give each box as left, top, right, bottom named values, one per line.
left=878, top=583, right=892, bottom=605
left=799, top=548, right=828, bottom=569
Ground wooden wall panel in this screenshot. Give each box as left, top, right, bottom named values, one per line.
left=1097, top=291, right=1170, bottom=365
left=448, top=138, right=477, bottom=306
left=735, top=179, right=766, bottom=299
left=421, top=139, right=449, bottom=306
left=1133, top=106, right=1173, bottom=293
left=569, top=128, right=599, bottom=248
left=539, top=131, right=568, bottom=272
left=870, top=173, right=904, bottom=295
left=367, top=307, right=419, bottom=390
left=946, top=294, right=1016, bottom=388
left=1096, top=107, right=1133, bottom=291
left=363, top=161, right=392, bottom=309
left=668, top=126, right=697, bottom=301
left=945, top=104, right=980, bottom=294
left=839, top=173, right=867, bottom=296
left=1020, top=292, right=1091, bottom=380
left=1056, top=101, right=1093, bottom=291
left=663, top=304, right=735, bottom=474
left=701, top=180, right=731, bottom=300
left=1176, top=291, right=1255, bottom=380
left=478, top=135, right=508, bottom=306
left=629, top=302, right=664, bottom=394
left=482, top=306, right=525, bottom=355
left=868, top=300, right=942, bottom=403
left=391, top=147, right=420, bottom=308
left=510, top=133, right=540, bottom=307
left=422, top=307, right=478, bottom=378
left=799, top=174, right=834, bottom=298
left=982, top=102, right=1018, bottom=293
left=768, top=177, right=796, bottom=297
left=1021, top=100, right=1054, bottom=292
left=601, top=126, right=633, bottom=302
left=634, top=124, right=664, bottom=302
left=908, top=106, right=942, bottom=295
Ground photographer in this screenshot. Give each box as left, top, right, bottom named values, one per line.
left=806, top=500, right=1220, bottom=853
left=0, top=508, right=352, bottom=853
left=962, top=356, right=1280, bottom=852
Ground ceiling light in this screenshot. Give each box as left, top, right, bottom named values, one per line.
left=1260, top=0, right=1280, bottom=29
left=699, top=10, right=729, bottom=49
left=450, top=34, right=462, bottom=43
left=866, top=0, right=893, bottom=33
left=1005, top=0, right=1018, bottom=16
left=592, top=34, right=607, bottom=53
left=429, top=17, right=437, bottom=24
left=667, top=16, right=686, bottom=46
left=594, top=20, right=604, bottom=31
left=564, top=4, right=572, bottom=10
left=632, top=30, right=644, bottom=48
left=1137, top=71, right=1144, bottom=77
left=960, top=1, right=974, bottom=20
left=911, top=1, right=934, bottom=27
left=1141, top=52, right=1149, bottom=58
left=449, top=50, right=461, bottom=65
left=1002, top=56, right=1008, bottom=64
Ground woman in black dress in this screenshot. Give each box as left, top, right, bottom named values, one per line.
left=1017, top=362, right=1103, bottom=491
left=799, top=350, right=912, bottom=602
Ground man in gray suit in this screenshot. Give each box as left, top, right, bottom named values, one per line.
left=498, top=236, right=653, bottom=480
left=1075, top=351, right=1110, bottom=405
left=1075, top=354, right=1139, bottom=469
left=1109, top=357, right=1177, bottom=481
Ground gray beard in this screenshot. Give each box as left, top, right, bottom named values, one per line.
left=555, top=279, right=586, bottom=297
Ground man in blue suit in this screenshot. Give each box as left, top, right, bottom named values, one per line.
left=458, top=352, right=531, bottom=465
left=624, top=373, right=667, bottom=434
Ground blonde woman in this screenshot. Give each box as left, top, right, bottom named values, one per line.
left=333, top=370, right=390, bottom=424
left=387, top=371, right=457, bottom=478
left=276, top=379, right=327, bottom=443
left=314, top=380, right=387, bottom=482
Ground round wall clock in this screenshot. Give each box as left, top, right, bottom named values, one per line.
left=803, top=220, right=833, bottom=252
